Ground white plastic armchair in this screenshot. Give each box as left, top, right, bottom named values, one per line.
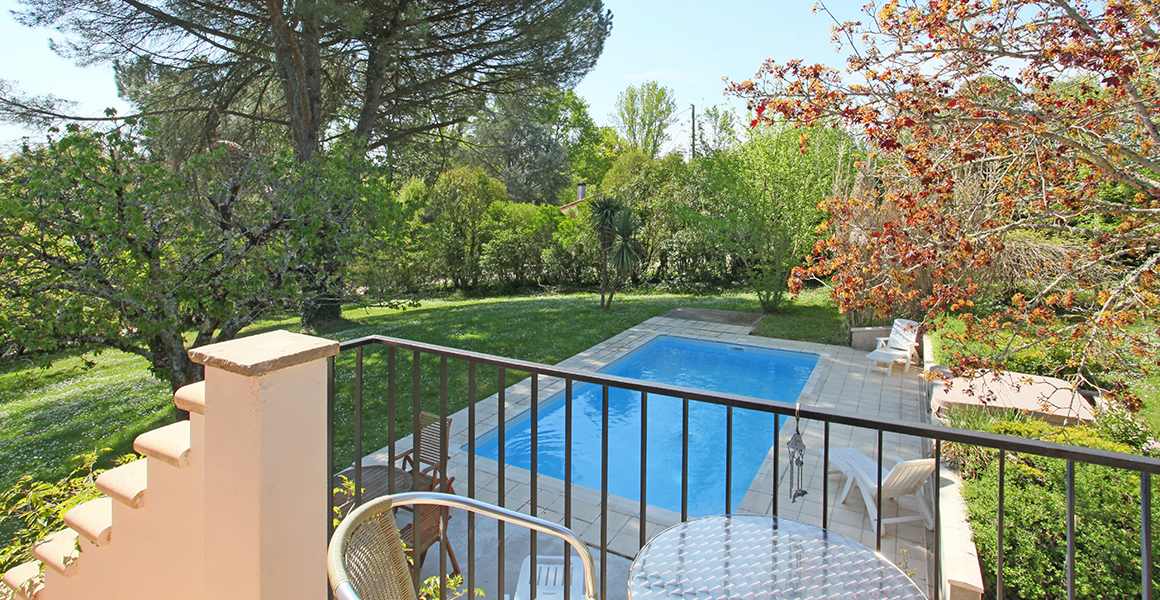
left=328, top=491, right=598, bottom=600
left=865, top=319, right=921, bottom=375
left=826, top=447, right=935, bottom=536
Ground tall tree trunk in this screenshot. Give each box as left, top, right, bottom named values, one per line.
left=599, top=252, right=609, bottom=309
left=270, top=4, right=323, bottom=163
left=151, top=336, right=204, bottom=420
left=355, top=43, right=387, bottom=142
left=269, top=2, right=342, bottom=325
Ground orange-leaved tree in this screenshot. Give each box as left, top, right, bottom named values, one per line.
left=730, top=0, right=1160, bottom=399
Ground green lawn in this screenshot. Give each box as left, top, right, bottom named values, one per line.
left=749, top=287, right=848, bottom=346
left=0, top=351, right=172, bottom=494
left=0, top=288, right=842, bottom=493
left=1132, top=372, right=1160, bottom=433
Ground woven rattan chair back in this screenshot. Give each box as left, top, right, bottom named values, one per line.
left=330, top=492, right=601, bottom=600
left=329, top=496, right=418, bottom=600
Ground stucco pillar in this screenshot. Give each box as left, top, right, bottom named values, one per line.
left=190, top=330, right=339, bottom=600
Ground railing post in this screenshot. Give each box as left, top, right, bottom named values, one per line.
left=640, top=391, right=649, bottom=549
left=997, top=451, right=1006, bottom=600
left=354, top=347, right=363, bottom=507
left=876, top=430, right=884, bottom=549
left=725, top=404, right=733, bottom=514
left=1067, top=460, right=1076, bottom=600
left=932, top=438, right=941, bottom=600
left=327, top=355, right=335, bottom=542
left=565, top=379, right=574, bottom=600
left=1145, top=471, right=1152, bottom=600
left=772, top=417, right=780, bottom=517
left=823, top=422, right=830, bottom=530
left=191, top=330, right=338, bottom=600
left=681, top=397, right=689, bottom=521
left=601, top=386, right=610, bottom=600
left=467, top=361, right=477, bottom=597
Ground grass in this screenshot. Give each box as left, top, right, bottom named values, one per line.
left=0, top=287, right=845, bottom=496
left=0, top=351, right=173, bottom=493
left=749, top=287, right=848, bottom=346
left=1130, top=372, right=1160, bottom=433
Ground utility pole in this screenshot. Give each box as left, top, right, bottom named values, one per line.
left=690, top=104, right=696, bottom=159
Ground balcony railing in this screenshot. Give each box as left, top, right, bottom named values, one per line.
left=327, top=335, right=1160, bottom=600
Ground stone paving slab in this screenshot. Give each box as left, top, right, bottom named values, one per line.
left=362, top=312, right=934, bottom=600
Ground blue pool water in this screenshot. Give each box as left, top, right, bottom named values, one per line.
left=469, top=336, right=819, bottom=517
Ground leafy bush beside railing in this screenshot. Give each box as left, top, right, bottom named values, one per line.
left=0, top=450, right=123, bottom=574
left=951, top=420, right=1160, bottom=599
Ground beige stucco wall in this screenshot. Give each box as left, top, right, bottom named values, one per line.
left=202, top=360, right=330, bottom=600
left=7, top=331, right=337, bottom=600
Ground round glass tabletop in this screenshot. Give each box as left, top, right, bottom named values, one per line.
left=628, top=514, right=927, bottom=600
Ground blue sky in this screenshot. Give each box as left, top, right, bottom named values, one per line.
left=0, top=0, right=869, bottom=151
left=574, top=0, right=867, bottom=154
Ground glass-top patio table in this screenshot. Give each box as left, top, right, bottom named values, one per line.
left=628, top=514, right=927, bottom=600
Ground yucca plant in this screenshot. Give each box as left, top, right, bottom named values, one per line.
left=587, top=195, right=640, bottom=309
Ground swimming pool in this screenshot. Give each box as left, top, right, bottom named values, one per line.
left=469, top=335, right=819, bottom=516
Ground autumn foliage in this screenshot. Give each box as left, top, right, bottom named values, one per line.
left=731, top=0, right=1160, bottom=390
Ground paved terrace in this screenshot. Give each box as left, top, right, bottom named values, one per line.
left=358, top=309, right=933, bottom=599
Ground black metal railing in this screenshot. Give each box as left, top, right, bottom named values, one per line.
left=327, top=335, right=1160, bottom=600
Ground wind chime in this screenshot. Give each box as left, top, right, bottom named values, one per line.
left=787, top=403, right=808, bottom=503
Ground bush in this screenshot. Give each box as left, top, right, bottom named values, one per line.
left=1, top=450, right=126, bottom=574
left=930, top=314, right=1086, bottom=377
left=541, top=216, right=594, bottom=285
left=1094, top=403, right=1158, bottom=453
left=479, top=202, right=562, bottom=286
left=425, top=167, right=506, bottom=288
left=956, top=419, right=1160, bottom=599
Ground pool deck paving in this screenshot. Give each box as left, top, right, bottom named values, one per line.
left=362, top=312, right=933, bottom=599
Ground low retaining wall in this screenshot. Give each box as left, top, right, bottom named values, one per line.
left=850, top=326, right=892, bottom=351
left=924, top=335, right=985, bottom=600
left=939, top=469, right=985, bottom=600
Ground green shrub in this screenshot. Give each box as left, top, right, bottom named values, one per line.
left=0, top=450, right=125, bottom=574
left=930, top=315, right=1082, bottom=377
left=958, top=419, right=1160, bottom=599
left=479, top=202, right=563, bottom=286
left=542, top=216, right=595, bottom=286
left=941, top=406, right=1030, bottom=478
left=1095, top=403, right=1158, bottom=453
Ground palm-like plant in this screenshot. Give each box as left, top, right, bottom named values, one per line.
left=587, top=195, right=640, bottom=309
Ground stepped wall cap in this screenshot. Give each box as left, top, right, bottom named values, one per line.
left=189, top=330, right=338, bottom=377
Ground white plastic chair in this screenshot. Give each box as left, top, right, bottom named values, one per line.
left=865, top=319, right=921, bottom=375
left=826, top=447, right=935, bottom=536
left=514, top=555, right=585, bottom=600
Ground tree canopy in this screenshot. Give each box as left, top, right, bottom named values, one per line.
left=0, top=126, right=366, bottom=390
left=8, top=0, right=612, bottom=163
left=612, top=81, right=677, bottom=159
left=731, top=0, right=1160, bottom=386
left=464, top=93, right=572, bottom=205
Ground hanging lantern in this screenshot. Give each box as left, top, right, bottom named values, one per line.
left=787, top=406, right=808, bottom=503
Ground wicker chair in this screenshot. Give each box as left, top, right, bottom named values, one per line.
left=328, top=491, right=598, bottom=600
